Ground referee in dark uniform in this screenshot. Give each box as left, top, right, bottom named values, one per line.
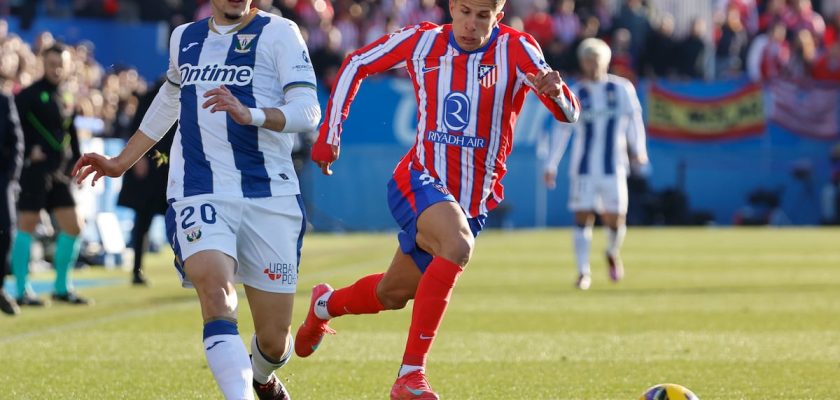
left=11, top=44, right=89, bottom=306
left=0, top=88, right=24, bottom=315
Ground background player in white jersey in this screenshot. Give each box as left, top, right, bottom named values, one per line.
left=543, top=38, right=648, bottom=290
left=71, top=1, right=320, bottom=398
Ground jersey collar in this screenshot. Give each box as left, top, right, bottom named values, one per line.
left=448, top=26, right=499, bottom=54
left=209, top=8, right=259, bottom=35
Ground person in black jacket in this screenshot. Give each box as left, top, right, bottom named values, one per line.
left=116, top=79, right=174, bottom=285
left=11, top=44, right=89, bottom=306
left=0, top=91, right=24, bottom=316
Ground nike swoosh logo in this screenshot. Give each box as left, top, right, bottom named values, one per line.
left=421, top=66, right=440, bottom=74
left=405, top=386, right=425, bottom=396
left=182, top=42, right=199, bottom=52
left=419, top=334, right=433, bottom=340
left=205, top=340, right=225, bottom=350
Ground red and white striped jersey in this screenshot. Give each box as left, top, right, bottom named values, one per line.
left=318, top=22, right=580, bottom=217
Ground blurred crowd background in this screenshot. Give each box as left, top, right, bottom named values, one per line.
left=2, top=0, right=840, bottom=138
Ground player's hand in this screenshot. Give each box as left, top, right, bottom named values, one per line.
left=30, top=145, right=47, bottom=163
left=543, top=170, right=557, bottom=190
left=311, top=141, right=340, bottom=176
left=526, top=70, right=564, bottom=98
left=71, top=152, right=127, bottom=187
left=202, top=85, right=250, bottom=125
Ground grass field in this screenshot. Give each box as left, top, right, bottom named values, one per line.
left=1, top=227, right=839, bottom=399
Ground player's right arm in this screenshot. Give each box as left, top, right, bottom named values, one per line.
left=312, top=24, right=428, bottom=175
left=73, top=25, right=185, bottom=186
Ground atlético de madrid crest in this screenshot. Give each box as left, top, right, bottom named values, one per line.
left=478, top=64, right=497, bottom=88
left=235, top=34, right=256, bottom=53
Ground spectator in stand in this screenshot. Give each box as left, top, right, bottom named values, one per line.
left=784, top=0, right=826, bottom=39
left=679, top=18, right=709, bottom=79
left=823, top=10, right=840, bottom=46
left=612, top=0, right=651, bottom=74
left=715, top=6, right=750, bottom=78
left=610, top=28, right=637, bottom=82
left=554, top=14, right=601, bottom=75
left=812, top=40, right=840, bottom=81
left=716, top=0, right=759, bottom=35
left=785, top=28, right=819, bottom=79
left=758, top=21, right=791, bottom=80
left=310, top=26, right=346, bottom=90
left=760, top=0, right=789, bottom=31
left=644, top=13, right=679, bottom=78
left=553, top=0, right=581, bottom=47
left=523, top=0, right=554, bottom=47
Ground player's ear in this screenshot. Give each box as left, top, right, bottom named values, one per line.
left=495, top=11, right=504, bottom=26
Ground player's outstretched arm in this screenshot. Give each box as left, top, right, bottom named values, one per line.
left=71, top=131, right=156, bottom=187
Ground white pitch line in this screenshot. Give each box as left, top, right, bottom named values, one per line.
left=0, top=256, right=393, bottom=345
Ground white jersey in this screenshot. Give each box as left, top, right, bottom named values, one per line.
left=545, top=75, right=646, bottom=178
left=164, top=9, right=317, bottom=199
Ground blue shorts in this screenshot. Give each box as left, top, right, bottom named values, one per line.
left=387, top=169, right=486, bottom=272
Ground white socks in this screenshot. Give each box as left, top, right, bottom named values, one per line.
left=251, top=334, right=293, bottom=384
left=203, top=319, right=254, bottom=400
left=573, top=225, right=593, bottom=276
left=606, top=225, right=627, bottom=257
left=314, top=291, right=333, bottom=320
left=399, top=364, right=424, bottom=377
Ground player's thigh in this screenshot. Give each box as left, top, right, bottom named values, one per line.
left=415, top=201, right=473, bottom=260
left=568, top=176, right=598, bottom=213
left=236, top=195, right=304, bottom=295
left=600, top=176, right=628, bottom=215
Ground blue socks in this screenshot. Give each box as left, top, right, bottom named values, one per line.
left=11, top=231, right=32, bottom=298
left=54, top=232, right=80, bottom=295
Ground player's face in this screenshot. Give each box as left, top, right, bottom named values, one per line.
left=43, top=51, right=69, bottom=85
left=580, top=53, right=606, bottom=80
left=450, top=0, right=504, bottom=51
left=211, top=0, right=252, bottom=23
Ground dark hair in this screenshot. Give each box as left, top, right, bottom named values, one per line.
left=43, top=44, right=67, bottom=57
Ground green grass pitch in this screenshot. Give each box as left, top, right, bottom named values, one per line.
left=1, top=228, right=839, bottom=399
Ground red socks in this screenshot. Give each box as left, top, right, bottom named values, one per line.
left=402, top=257, right=463, bottom=366
left=327, top=273, right=386, bottom=317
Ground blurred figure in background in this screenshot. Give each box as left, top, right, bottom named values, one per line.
left=0, top=72, right=23, bottom=315
left=543, top=38, right=648, bottom=290
left=116, top=78, right=174, bottom=286
left=12, top=44, right=89, bottom=306
left=821, top=143, right=840, bottom=225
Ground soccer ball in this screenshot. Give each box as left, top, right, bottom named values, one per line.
left=640, top=383, right=699, bottom=400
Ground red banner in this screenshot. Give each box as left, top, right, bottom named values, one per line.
left=647, top=83, right=766, bottom=141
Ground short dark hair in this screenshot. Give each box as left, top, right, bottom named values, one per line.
left=43, top=44, right=67, bottom=57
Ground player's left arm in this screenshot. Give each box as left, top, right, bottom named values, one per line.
left=515, top=35, right=580, bottom=124
left=623, top=81, right=648, bottom=166
left=203, top=20, right=320, bottom=133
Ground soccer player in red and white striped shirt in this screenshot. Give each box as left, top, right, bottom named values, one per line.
left=295, top=1, right=579, bottom=398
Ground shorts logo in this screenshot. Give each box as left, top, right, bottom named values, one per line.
left=185, top=226, right=202, bottom=243
left=443, top=92, right=470, bottom=132
left=432, top=183, right=450, bottom=195
left=263, top=262, right=298, bottom=284
left=235, top=34, right=256, bottom=54
left=478, top=64, right=497, bottom=88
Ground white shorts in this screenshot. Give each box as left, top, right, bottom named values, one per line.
left=165, top=194, right=306, bottom=294
left=568, top=175, right=628, bottom=214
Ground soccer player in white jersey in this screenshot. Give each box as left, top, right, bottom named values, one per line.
left=543, top=38, right=648, bottom=290
left=72, top=1, right=320, bottom=398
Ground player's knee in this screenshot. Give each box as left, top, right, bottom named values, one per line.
left=255, top=330, right=292, bottom=360
left=439, top=233, right=474, bottom=267
left=197, top=286, right=237, bottom=317
left=377, top=286, right=413, bottom=310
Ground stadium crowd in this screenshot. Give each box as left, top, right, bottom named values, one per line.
left=3, top=0, right=840, bottom=86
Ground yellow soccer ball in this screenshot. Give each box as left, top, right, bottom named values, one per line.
left=640, top=383, right=699, bottom=400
